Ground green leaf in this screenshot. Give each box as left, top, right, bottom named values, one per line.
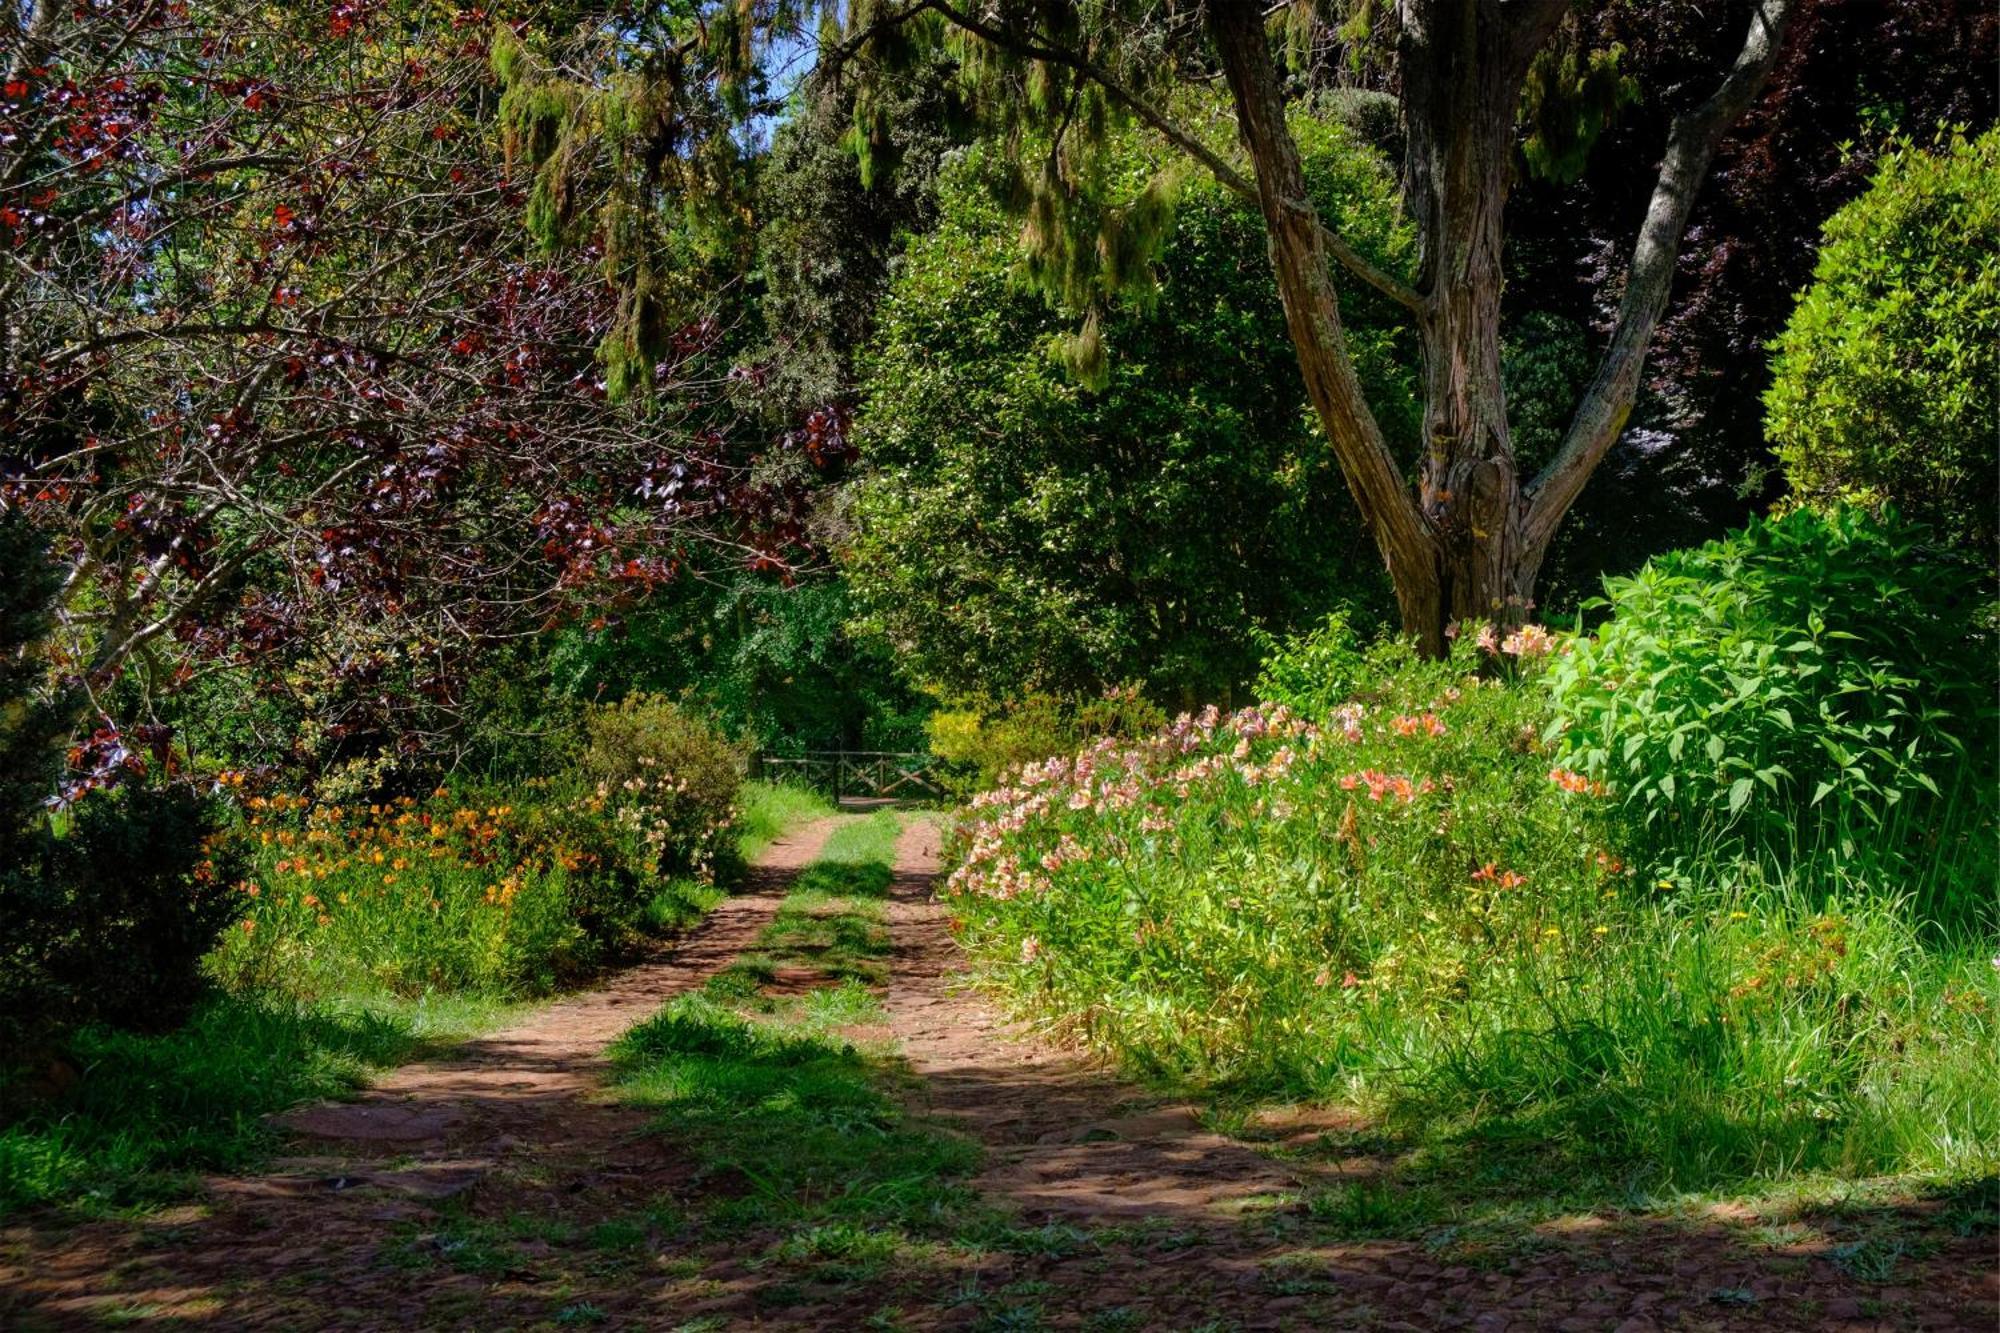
left=1727, top=777, right=1753, bottom=815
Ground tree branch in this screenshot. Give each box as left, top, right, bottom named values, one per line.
left=1525, top=0, right=1795, bottom=546
left=918, top=0, right=1425, bottom=318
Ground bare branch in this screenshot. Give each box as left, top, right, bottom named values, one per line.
left=1525, top=0, right=1795, bottom=546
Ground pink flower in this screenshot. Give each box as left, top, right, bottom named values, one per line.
left=1501, top=624, right=1555, bottom=658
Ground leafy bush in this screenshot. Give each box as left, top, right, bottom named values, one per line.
left=1547, top=508, right=1994, bottom=911
left=846, top=111, right=1406, bottom=703
left=2, top=787, right=245, bottom=1050
left=1766, top=128, right=1999, bottom=551
left=926, top=686, right=1166, bottom=796
left=942, top=638, right=1997, bottom=1187
left=1251, top=608, right=1369, bottom=719
left=579, top=694, right=743, bottom=878
left=0, top=515, right=241, bottom=1054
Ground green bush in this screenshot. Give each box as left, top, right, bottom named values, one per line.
left=846, top=111, right=1407, bottom=703
left=1546, top=508, right=1994, bottom=914
left=926, top=686, right=1166, bottom=796
left=579, top=694, right=743, bottom=879
left=1251, top=608, right=1369, bottom=719
left=3, top=787, right=245, bottom=1050
left=0, top=515, right=241, bottom=1054
left=1766, top=128, right=2000, bottom=551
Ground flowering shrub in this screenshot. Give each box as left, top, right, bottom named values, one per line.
left=942, top=634, right=1996, bottom=1180
left=207, top=784, right=669, bottom=999
left=580, top=695, right=742, bottom=878
left=944, top=636, right=1626, bottom=1086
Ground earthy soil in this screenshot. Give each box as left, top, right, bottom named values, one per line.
left=1, top=813, right=1993, bottom=1331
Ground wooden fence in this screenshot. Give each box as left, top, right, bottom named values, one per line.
left=755, top=750, right=949, bottom=803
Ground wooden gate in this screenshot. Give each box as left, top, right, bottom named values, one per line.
left=756, top=751, right=948, bottom=803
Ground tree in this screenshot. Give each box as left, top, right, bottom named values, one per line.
left=0, top=2, right=814, bottom=757
left=1502, top=0, right=1996, bottom=601
left=505, top=0, right=1800, bottom=651
left=1765, top=129, right=1998, bottom=552
left=844, top=122, right=1406, bottom=702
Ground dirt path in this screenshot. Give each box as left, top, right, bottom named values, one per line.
left=2, top=812, right=1991, bottom=1331
left=0, top=816, right=842, bottom=1330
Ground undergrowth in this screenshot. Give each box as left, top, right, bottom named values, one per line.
left=0, top=779, right=829, bottom=1222
left=943, top=629, right=1997, bottom=1199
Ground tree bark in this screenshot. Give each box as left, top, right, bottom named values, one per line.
left=1397, top=1, right=1562, bottom=641
left=1207, top=2, right=1443, bottom=642
left=1208, top=0, right=1792, bottom=653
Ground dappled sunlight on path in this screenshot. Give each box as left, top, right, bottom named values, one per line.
left=1, top=813, right=1990, bottom=1331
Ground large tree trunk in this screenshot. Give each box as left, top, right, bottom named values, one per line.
left=1208, top=3, right=1446, bottom=645
left=1211, top=0, right=1560, bottom=654
left=1398, top=0, right=1564, bottom=641
left=1209, top=0, right=1791, bottom=655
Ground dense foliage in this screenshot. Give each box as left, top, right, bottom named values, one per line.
left=547, top=577, right=929, bottom=756
left=0, top=519, right=239, bottom=1054
left=944, top=626, right=1996, bottom=1185
left=1766, top=130, right=1999, bottom=551
left=1549, top=509, right=1994, bottom=913
left=846, top=117, right=1408, bottom=702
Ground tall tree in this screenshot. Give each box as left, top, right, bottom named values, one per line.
left=530, top=0, right=1795, bottom=650
left=892, top=0, right=1796, bottom=649
left=0, top=1, right=810, bottom=752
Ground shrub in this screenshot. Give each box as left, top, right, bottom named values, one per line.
left=0, top=515, right=240, bottom=1053
left=1766, top=128, right=1999, bottom=551
left=579, top=694, right=743, bottom=879
left=1251, top=608, right=1369, bottom=719
left=1546, top=508, right=1994, bottom=913
left=2, top=787, right=244, bottom=1049
left=926, top=686, right=1166, bottom=796
left=206, top=785, right=658, bottom=999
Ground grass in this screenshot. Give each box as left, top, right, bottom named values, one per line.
left=609, top=810, right=1016, bottom=1284
left=710, top=809, right=901, bottom=996
left=0, top=988, right=514, bottom=1219
left=736, top=779, right=838, bottom=862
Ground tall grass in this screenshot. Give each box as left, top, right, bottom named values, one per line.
left=942, top=637, right=1997, bottom=1195
left=736, top=779, right=838, bottom=862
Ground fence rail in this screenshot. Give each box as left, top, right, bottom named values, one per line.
left=756, top=750, right=949, bottom=803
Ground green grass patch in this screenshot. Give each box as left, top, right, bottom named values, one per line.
left=610, top=993, right=977, bottom=1239
left=611, top=813, right=1016, bottom=1286
left=0, top=989, right=512, bottom=1220
left=737, top=780, right=838, bottom=862
left=711, top=810, right=902, bottom=994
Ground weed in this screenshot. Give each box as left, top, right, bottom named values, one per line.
left=1829, top=1237, right=1907, bottom=1282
